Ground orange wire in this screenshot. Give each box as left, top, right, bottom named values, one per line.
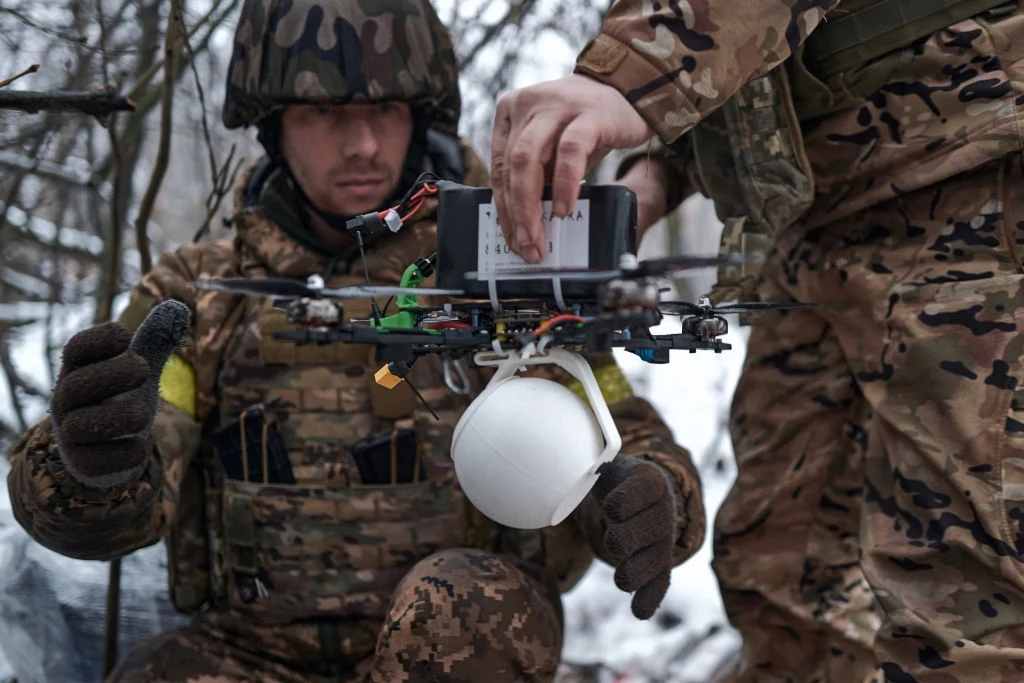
left=380, top=183, right=438, bottom=224
left=533, top=314, right=584, bottom=337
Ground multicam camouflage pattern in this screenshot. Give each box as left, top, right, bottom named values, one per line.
left=718, top=153, right=1024, bottom=682
left=7, top=133, right=706, bottom=676
left=593, top=2, right=1024, bottom=680
left=591, top=2, right=1024, bottom=267
left=573, top=0, right=839, bottom=143
left=222, top=0, right=461, bottom=135
left=105, top=548, right=561, bottom=682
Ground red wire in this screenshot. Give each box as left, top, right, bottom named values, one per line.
left=378, top=182, right=438, bottom=223
left=422, top=320, right=472, bottom=330
left=533, top=314, right=585, bottom=337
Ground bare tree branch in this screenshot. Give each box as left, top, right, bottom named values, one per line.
left=177, top=6, right=219, bottom=185
left=131, top=0, right=181, bottom=275
left=124, top=0, right=229, bottom=103
left=458, top=0, right=539, bottom=71
left=0, top=331, right=48, bottom=434
left=96, top=122, right=126, bottom=324
left=0, top=63, right=39, bottom=88
left=193, top=144, right=244, bottom=242
left=0, top=88, right=135, bottom=117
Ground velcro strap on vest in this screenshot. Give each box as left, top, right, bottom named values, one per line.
left=159, top=353, right=197, bottom=419
left=804, top=0, right=1014, bottom=79
left=223, top=489, right=258, bottom=575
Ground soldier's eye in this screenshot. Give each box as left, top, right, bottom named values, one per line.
left=315, top=102, right=332, bottom=114
left=380, top=102, right=393, bottom=114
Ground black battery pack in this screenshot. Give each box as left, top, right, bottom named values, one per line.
left=434, top=182, right=637, bottom=301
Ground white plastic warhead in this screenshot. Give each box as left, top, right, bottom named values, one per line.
left=450, top=348, right=622, bottom=530
left=618, top=253, right=639, bottom=271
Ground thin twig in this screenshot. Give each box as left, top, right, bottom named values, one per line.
left=124, top=0, right=226, bottom=103
left=0, top=358, right=27, bottom=434
left=0, top=7, right=88, bottom=47
left=0, top=64, right=39, bottom=89
left=193, top=145, right=244, bottom=242
left=458, top=0, right=539, bottom=70
left=96, top=122, right=126, bottom=324
left=176, top=7, right=217, bottom=183
left=0, top=334, right=48, bottom=433
left=132, top=0, right=181, bottom=275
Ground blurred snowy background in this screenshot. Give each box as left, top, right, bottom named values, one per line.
left=0, top=1, right=746, bottom=680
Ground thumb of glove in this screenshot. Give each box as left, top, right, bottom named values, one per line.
left=128, top=299, right=191, bottom=410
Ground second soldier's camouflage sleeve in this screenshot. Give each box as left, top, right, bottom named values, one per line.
left=5, top=246, right=217, bottom=561
left=573, top=0, right=838, bottom=144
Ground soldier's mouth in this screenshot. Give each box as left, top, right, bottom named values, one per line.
left=336, top=178, right=386, bottom=193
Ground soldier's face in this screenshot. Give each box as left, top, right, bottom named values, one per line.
left=280, top=102, right=413, bottom=215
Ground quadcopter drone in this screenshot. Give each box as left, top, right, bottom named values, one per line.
left=194, top=177, right=818, bottom=400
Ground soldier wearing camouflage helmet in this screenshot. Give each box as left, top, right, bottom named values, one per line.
left=6, top=0, right=708, bottom=681
left=490, top=0, right=1024, bottom=681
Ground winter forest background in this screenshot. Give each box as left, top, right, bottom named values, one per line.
left=0, top=1, right=746, bottom=680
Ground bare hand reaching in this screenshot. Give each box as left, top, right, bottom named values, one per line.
left=490, top=74, right=652, bottom=263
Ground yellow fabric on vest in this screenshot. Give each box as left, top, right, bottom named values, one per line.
left=565, top=363, right=634, bottom=407
left=159, top=353, right=197, bottom=419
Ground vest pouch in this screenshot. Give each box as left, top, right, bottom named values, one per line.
left=350, top=427, right=424, bottom=485
left=793, top=0, right=1016, bottom=122
left=217, top=475, right=467, bottom=624
left=211, top=401, right=296, bottom=485
left=788, top=37, right=916, bottom=124
left=166, top=452, right=212, bottom=612
left=692, top=67, right=814, bottom=307
left=149, top=400, right=211, bottom=614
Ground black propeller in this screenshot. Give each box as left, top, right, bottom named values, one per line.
left=194, top=277, right=465, bottom=300
left=658, top=300, right=821, bottom=316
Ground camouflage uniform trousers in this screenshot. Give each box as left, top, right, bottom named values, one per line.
left=713, top=154, right=1024, bottom=682
left=105, top=548, right=563, bottom=682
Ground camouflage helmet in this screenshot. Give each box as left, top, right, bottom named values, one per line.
left=222, top=0, right=461, bottom=136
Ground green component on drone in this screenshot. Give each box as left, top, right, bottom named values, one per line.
left=372, top=260, right=441, bottom=335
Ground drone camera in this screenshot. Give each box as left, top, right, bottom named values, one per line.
left=434, top=182, right=638, bottom=300
left=415, top=256, right=435, bottom=278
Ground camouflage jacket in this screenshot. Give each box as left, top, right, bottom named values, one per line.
left=7, top=138, right=705, bottom=623
left=583, top=1, right=1024, bottom=297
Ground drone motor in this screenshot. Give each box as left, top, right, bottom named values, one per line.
left=285, top=298, right=343, bottom=327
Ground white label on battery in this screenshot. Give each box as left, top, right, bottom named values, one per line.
left=476, top=200, right=590, bottom=275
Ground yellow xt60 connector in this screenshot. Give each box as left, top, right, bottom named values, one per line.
left=375, top=364, right=404, bottom=389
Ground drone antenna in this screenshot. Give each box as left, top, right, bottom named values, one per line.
left=404, top=375, right=439, bottom=422
left=377, top=359, right=440, bottom=420
left=352, top=229, right=383, bottom=326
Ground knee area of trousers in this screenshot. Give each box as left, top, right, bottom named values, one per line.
left=390, top=548, right=557, bottom=625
